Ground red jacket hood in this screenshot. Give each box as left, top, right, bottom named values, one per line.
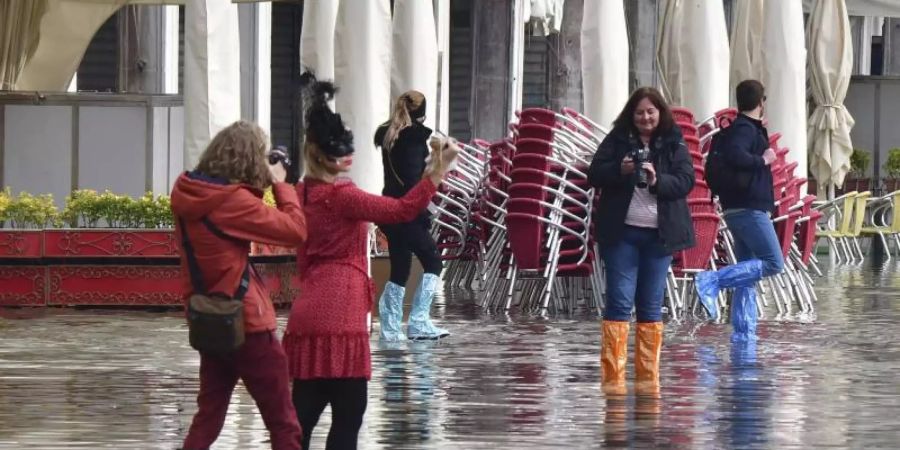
left=170, top=172, right=262, bottom=220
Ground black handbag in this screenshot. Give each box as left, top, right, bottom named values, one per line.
left=179, top=217, right=251, bottom=355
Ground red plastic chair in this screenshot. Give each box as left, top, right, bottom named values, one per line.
left=687, top=198, right=716, bottom=215
left=516, top=123, right=554, bottom=143
left=768, top=132, right=782, bottom=150
left=799, top=210, right=824, bottom=265
left=775, top=211, right=802, bottom=259
left=519, top=108, right=557, bottom=127
left=693, top=164, right=706, bottom=182
left=689, top=180, right=711, bottom=200
left=678, top=121, right=699, bottom=138
left=683, top=135, right=701, bottom=155
left=673, top=213, right=720, bottom=275
left=671, top=107, right=695, bottom=124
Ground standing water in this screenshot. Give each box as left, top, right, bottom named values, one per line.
left=1, top=261, right=898, bottom=449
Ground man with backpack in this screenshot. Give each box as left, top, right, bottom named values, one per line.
left=697, top=80, right=784, bottom=337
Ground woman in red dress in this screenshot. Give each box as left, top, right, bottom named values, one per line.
left=282, top=73, right=459, bottom=450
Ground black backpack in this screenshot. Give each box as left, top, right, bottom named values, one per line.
left=705, top=117, right=750, bottom=197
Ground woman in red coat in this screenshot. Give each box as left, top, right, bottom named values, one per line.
left=282, top=73, right=459, bottom=450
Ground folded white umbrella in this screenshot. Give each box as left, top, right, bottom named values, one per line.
left=807, top=0, right=855, bottom=194
left=657, top=0, right=730, bottom=121
left=730, top=0, right=765, bottom=97
left=580, top=0, right=628, bottom=129
left=391, top=0, right=438, bottom=130
left=762, top=0, right=808, bottom=180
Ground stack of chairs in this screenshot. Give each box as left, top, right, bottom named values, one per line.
left=426, top=139, right=488, bottom=289
left=814, top=190, right=871, bottom=265
left=476, top=107, right=607, bottom=313
left=859, top=190, right=900, bottom=260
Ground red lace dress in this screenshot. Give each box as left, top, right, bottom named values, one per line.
left=283, top=177, right=437, bottom=380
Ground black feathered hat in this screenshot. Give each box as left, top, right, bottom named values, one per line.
left=299, top=71, right=354, bottom=158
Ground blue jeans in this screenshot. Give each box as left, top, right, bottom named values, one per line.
left=724, top=210, right=785, bottom=277
left=601, top=226, right=673, bottom=322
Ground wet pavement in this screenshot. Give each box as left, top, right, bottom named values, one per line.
left=1, top=261, right=899, bottom=449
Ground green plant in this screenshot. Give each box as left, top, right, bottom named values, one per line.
left=850, top=148, right=871, bottom=177
left=0, top=187, right=11, bottom=226
left=136, top=192, right=173, bottom=228
left=61, top=189, right=102, bottom=227
left=883, top=148, right=900, bottom=178
left=4, top=191, right=59, bottom=229
left=61, top=189, right=173, bottom=229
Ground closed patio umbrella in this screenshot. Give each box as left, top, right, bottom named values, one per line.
left=807, top=0, right=855, bottom=195
left=657, top=0, right=730, bottom=122
left=762, top=0, right=808, bottom=181
left=334, top=0, right=391, bottom=195
left=580, top=0, right=628, bottom=128
left=391, top=0, right=438, bottom=130
left=730, top=0, right=765, bottom=96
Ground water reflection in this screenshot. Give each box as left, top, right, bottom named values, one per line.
left=375, top=342, right=438, bottom=447
left=1, top=262, right=900, bottom=448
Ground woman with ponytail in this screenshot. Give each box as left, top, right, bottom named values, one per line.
left=373, top=91, right=449, bottom=342
left=283, top=75, right=459, bottom=449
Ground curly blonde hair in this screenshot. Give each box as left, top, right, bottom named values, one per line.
left=195, top=121, right=272, bottom=191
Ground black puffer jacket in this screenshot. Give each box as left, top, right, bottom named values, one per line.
left=588, top=126, right=696, bottom=254
left=374, top=122, right=432, bottom=198
left=717, top=114, right=774, bottom=213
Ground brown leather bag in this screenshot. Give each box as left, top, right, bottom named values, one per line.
left=179, top=217, right=250, bottom=354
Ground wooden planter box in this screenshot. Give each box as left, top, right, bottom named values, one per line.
left=882, top=178, right=900, bottom=193
left=836, top=177, right=871, bottom=196
left=0, top=229, right=299, bottom=307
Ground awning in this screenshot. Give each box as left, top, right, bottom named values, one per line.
left=0, top=0, right=47, bottom=90
left=803, top=0, right=900, bottom=17
left=16, top=0, right=126, bottom=91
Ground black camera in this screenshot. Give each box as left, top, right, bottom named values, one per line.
left=630, top=147, right=650, bottom=189
left=268, top=145, right=291, bottom=167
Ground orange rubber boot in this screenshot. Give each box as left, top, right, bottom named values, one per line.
left=635, top=322, right=663, bottom=396
left=601, top=320, right=629, bottom=396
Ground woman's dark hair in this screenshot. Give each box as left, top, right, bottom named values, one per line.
left=612, top=87, right=675, bottom=138
left=299, top=70, right=354, bottom=158
left=736, top=79, right=765, bottom=112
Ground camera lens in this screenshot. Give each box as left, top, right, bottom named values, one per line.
left=268, top=146, right=290, bottom=166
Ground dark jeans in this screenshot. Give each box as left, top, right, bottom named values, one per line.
left=601, top=226, right=673, bottom=322
left=381, top=218, right=443, bottom=286
left=183, top=331, right=301, bottom=450
left=724, top=209, right=785, bottom=276
left=292, top=378, right=368, bottom=450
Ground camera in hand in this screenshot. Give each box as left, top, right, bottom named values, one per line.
left=268, top=145, right=291, bottom=167
left=630, top=147, right=650, bottom=188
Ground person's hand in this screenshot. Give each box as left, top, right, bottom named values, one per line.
left=425, top=137, right=460, bottom=185
left=642, top=162, right=657, bottom=186
left=268, top=162, right=287, bottom=184
left=620, top=156, right=635, bottom=176
left=762, top=148, right=777, bottom=166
